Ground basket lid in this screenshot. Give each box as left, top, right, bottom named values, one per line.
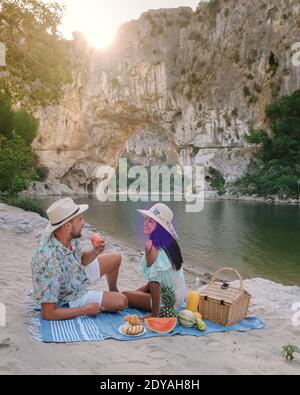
left=200, top=282, right=243, bottom=304
left=200, top=267, right=246, bottom=304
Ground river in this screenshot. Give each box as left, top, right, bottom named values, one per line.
left=37, top=197, right=300, bottom=286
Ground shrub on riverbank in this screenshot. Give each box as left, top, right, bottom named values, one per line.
left=231, top=90, right=300, bottom=199
left=0, top=133, right=38, bottom=195
left=0, top=96, right=38, bottom=144
left=208, top=167, right=226, bottom=195
left=1, top=195, right=47, bottom=218
left=0, top=132, right=47, bottom=217
left=0, top=97, right=45, bottom=216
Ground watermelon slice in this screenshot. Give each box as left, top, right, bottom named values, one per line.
left=145, top=318, right=177, bottom=334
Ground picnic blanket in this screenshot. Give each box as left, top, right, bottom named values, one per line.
left=30, top=307, right=266, bottom=343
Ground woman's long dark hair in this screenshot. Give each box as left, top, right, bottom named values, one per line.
left=149, top=223, right=183, bottom=271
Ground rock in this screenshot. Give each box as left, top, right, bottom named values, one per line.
left=14, top=225, right=34, bottom=234
left=0, top=204, right=47, bottom=237
left=22, top=181, right=74, bottom=197
left=32, top=0, right=300, bottom=193
left=0, top=340, right=10, bottom=350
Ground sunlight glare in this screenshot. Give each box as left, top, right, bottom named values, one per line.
left=81, top=22, right=117, bottom=49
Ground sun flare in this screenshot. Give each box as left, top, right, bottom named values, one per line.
left=58, top=0, right=199, bottom=49
left=60, top=0, right=119, bottom=49
left=79, top=18, right=117, bottom=49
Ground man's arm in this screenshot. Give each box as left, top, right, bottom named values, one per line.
left=41, top=303, right=104, bottom=321
left=81, top=240, right=106, bottom=266
left=81, top=249, right=99, bottom=267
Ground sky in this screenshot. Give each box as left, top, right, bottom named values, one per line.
left=57, top=0, right=200, bottom=48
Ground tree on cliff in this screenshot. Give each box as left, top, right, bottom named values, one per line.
left=0, top=132, right=37, bottom=195
left=0, top=95, right=39, bottom=196
left=0, top=97, right=45, bottom=216
left=0, top=0, right=71, bottom=108
left=232, top=90, right=300, bottom=199
left=0, top=94, right=38, bottom=143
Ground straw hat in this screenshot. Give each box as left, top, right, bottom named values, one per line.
left=137, top=203, right=178, bottom=239
left=45, top=198, right=89, bottom=234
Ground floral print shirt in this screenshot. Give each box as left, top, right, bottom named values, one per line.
left=31, top=234, right=89, bottom=305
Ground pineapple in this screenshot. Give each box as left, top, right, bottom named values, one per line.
left=159, top=284, right=177, bottom=318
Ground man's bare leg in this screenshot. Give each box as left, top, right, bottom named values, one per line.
left=98, top=253, right=122, bottom=292
left=101, top=291, right=128, bottom=313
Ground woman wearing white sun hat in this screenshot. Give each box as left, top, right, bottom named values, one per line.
left=123, top=203, right=187, bottom=319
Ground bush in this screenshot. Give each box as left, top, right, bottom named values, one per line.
left=159, top=152, right=167, bottom=162
left=253, top=83, right=262, bottom=94
left=224, top=113, right=232, bottom=127
left=232, top=108, right=239, bottom=117
left=0, top=133, right=37, bottom=195
left=187, top=73, right=200, bottom=85
left=0, top=95, right=41, bottom=203
left=208, top=167, right=226, bottom=195
left=13, top=108, right=38, bottom=145
left=231, top=162, right=300, bottom=199
left=232, top=90, right=300, bottom=199
left=36, top=166, right=49, bottom=182
left=282, top=345, right=300, bottom=361
left=192, top=146, right=200, bottom=156
left=0, top=96, right=38, bottom=144
left=3, top=196, right=47, bottom=218
left=0, top=96, right=15, bottom=139
left=248, top=95, right=258, bottom=105
left=244, top=128, right=270, bottom=145
left=243, top=86, right=251, bottom=97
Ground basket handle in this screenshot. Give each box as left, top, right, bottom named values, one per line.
left=210, top=267, right=244, bottom=291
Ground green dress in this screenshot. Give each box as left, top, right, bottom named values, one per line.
left=139, top=248, right=187, bottom=309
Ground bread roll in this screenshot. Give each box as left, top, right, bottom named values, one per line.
left=124, top=315, right=142, bottom=326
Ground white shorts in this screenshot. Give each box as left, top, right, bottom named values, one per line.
left=84, top=258, right=101, bottom=284
left=69, top=259, right=104, bottom=308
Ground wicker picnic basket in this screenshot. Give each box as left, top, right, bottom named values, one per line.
left=199, top=267, right=251, bottom=327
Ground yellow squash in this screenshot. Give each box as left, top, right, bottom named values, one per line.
left=186, top=291, right=200, bottom=313
left=194, top=312, right=203, bottom=321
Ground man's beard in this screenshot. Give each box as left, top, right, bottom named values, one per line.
left=71, top=231, right=82, bottom=239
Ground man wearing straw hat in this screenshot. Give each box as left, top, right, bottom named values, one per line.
left=31, top=198, right=128, bottom=321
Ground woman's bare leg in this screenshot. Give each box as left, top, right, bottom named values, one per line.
left=136, top=282, right=151, bottom=293
left=122, top=291, right=151, bottom=312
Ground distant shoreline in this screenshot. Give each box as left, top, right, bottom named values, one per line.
left=21, top=181, right=300, bottom=207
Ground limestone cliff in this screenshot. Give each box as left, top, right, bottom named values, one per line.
left=33, top=0, right=300, bottom=194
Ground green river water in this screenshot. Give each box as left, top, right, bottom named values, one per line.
left=38, top=198, right=300, bottom=286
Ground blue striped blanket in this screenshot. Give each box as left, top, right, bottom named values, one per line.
left=34, top=308, right=266, bottom=343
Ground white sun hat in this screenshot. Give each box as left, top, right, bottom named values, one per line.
left=45, top=198, right=89, bottom=234
left=137, top=203, right=178, bottom=239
